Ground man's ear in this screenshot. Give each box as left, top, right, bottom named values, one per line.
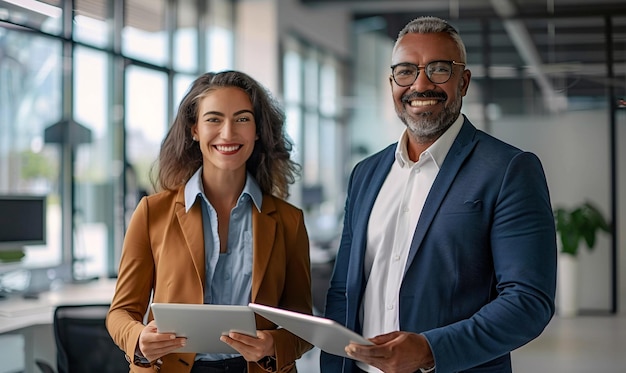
left=460, top=70, right=471, bottom=95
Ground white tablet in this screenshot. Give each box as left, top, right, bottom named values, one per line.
left=248, top=303, right=373, bottom=358
left=151, top=303, right=257, bottom=354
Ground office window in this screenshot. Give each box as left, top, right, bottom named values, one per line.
left=304, top=50, right=319, bottom=108
left=283, top=38, right=304, bottom=193
left=0, top=0, right=235, bottom=280
left=0, top=27, right=62, bottom=267
left=74, top=0, right=109, bottom=48
left=206, top=0, right=234, bottom=71
left=174, top=73, right=196, bottom=113
left=320, top=59, right=338, bottom=117
left=73, top=46, right=111, bottom=279
left=125, top=65, right=168, bottom=194
left=282, top=35, right=346, bottom=216
left=174, top=0, right=198, bottom=72
left=122, top=0, right=167, bottom=66
left=319, top=57, right=344, bottom=205
left=284, top=106, right=302, bottom=165
left=283, top=44, right=303, bottom=166
left=303, top=112, right=320, bottom=184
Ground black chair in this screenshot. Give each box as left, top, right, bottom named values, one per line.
left=36, top=304, right=129, bottom=373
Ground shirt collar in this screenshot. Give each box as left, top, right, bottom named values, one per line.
left=394, top=113, right=465, bottom=168
left=184, top=167, right=263, bottom=213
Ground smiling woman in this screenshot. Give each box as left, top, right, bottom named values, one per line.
left=192, top=87, right=258, bottom=176
left=107, top=70, right=313, bottom=373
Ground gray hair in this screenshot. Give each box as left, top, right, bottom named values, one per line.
left=395, top=16, right=467, bottom=63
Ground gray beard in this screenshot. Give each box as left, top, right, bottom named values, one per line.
left=397, top=91, right=463, bottom=143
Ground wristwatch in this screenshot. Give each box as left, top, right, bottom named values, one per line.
left=126, top=354, right=163, bottom=371
left=420, top=365, right=436, bottom=373
left=256, top=355, right=277, bottom=372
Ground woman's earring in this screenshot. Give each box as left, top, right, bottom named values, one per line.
left=192, top=136, right=197, bottom=141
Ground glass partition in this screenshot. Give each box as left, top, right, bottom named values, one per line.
left=0, top=28, right=62, bottom=268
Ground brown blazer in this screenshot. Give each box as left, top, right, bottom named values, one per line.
left=106, top=186, right=313, bottom=373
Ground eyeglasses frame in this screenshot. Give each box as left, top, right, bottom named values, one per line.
left=390, top=60, right=467, bottom=86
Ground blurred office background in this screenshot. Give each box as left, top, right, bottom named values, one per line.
left=0, top=0, right=625, bottom=371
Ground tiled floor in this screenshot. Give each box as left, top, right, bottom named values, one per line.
left=511, top=313, right=626, bottom=372
left=296, top=313, right=626, bottom=373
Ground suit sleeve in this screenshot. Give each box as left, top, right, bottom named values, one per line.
left=422, top=152, right=557, bottom=372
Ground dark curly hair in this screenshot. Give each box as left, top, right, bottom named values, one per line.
left=150, top=70, right=300, bottom=199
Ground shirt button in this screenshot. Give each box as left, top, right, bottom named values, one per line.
left=386, top=304, right=394, bottom=310
left=225, top=273, right=231, bottom=280
left=393, top=254, right=400, bottom=261
left=414, top=167, right=421, bottom=173
left=402, top=206, right=409, bottom=213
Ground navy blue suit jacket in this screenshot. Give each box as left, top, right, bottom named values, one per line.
left=322, top=118, right=556, bottom=372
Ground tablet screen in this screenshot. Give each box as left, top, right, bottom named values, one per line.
left=248, top=303, right=372, bottom=358
left=151, top=303, right=257, bottom=354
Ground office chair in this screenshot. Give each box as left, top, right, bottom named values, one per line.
left=35, top=304, right=129, bottom=373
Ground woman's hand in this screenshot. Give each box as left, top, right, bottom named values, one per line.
left=138, top=320, right=187, bottom=362
left=220, top=330, right=275, bottom=362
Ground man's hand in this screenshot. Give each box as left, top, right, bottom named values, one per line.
left=345, top=331, right=434, bottom=373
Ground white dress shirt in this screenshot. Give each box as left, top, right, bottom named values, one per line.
left=357, top=115, right=464, bottom=372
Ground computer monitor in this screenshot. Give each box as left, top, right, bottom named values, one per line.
left=0, top=194, right=47, bottom=253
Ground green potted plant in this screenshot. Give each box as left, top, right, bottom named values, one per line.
left=554, top=201, right=610, bottom=256
left=553, top=201, right=610, bottom=317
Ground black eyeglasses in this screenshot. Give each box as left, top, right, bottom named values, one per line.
left=390, top=60, right=466, bottom=86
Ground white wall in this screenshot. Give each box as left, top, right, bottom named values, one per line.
left=491, top=110, right=622, bottom=314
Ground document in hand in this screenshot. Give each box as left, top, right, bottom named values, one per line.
left=248, top=303, right=373, bottom=358
left=151, top=303, right=257, bottom=354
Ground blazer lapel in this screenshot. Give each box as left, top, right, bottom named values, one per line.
left=353, top=145, right=396, bottom=254
left=404, top=119, right=478, bottom=274
left=347, top=146, right=395, bottom=305
left=175, top=188, right=206, bottom=285
left=251, top=195, right=276, bottom=301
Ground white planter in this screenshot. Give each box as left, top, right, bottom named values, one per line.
left=557, top=253, right=579, bottom=317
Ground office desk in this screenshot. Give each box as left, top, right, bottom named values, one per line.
left=0, top=278, right=116, bottom=373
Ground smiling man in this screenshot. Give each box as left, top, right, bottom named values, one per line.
left=322, top=16, right=557, bottom=373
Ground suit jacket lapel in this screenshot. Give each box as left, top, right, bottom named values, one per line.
left=347, top=146, right=395, bottom=303
left=404, top=119, right=478, bottom=274
left=251, top=195, right=276, bottom=302
left=354, top=145, right=396, bottom=248
left=175, top=188, right=206, bottom=286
